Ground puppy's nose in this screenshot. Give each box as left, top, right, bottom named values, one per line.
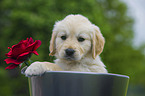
left=65, top=48, right=75, bottom=56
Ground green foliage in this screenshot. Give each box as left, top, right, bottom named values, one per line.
left=0, top=0, right=145, bottom=95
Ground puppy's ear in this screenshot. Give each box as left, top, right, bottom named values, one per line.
left=92, top=25, right=105, bottom=59
left=49, top=32, right=56, bottom=56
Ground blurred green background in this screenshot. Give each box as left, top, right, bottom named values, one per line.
left=0, top=0, right=145, bottom=96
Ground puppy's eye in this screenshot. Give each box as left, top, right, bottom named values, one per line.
left=78, top=37, right=85, bottom=42
left=61, top=36, right=67, bottom=40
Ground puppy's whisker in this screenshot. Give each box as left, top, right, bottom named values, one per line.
left=80, top=46, right=85, bottom=54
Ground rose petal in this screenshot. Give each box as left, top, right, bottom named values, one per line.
left=5, top=48, right=13, bottom=57
left=19, top=38, right=29, bottom=47
left=32, top=51, right=39, bottom=55
left=17, top=52, right=31, bottom=61
left=28, top=37, right=34, bottom=45
left=4, top=58, right=23, bottom=64
left=25, top=43, right=35, bottom=52
left=25, top=37, right=34, bottom=47
left=11, top=43, right=26, bottom=58
left=5, top=64, right=18, bottom=69
left=33, top=40, right=41, bottom=51
left=25, top=40, right=41, bottom=52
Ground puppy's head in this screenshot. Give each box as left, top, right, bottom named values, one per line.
left=49, top=14, right=105, bottom=61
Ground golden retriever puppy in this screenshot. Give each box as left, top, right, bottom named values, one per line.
left=25, top=14, right=107, bottom=76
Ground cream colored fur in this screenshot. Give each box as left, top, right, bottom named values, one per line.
left=25, top=14, right=107, bottom=76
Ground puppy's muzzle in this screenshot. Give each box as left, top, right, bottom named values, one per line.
left=65, top=48, right=75, bottom=57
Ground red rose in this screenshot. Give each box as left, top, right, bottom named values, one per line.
left=4, top=37, right=41, bottom=69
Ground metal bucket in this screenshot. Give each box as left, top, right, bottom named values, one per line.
left=28, top=71, right=129, bottom=96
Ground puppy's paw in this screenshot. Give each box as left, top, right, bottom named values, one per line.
left=25, top=61, right=48, bottom=76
